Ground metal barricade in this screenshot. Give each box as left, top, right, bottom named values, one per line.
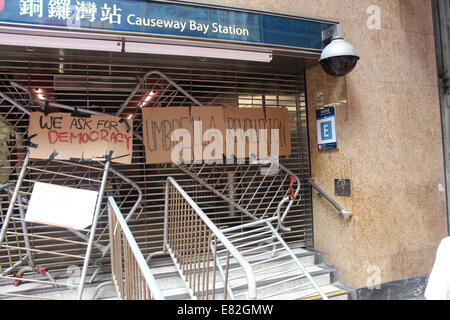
left=163, top=176, right=328, bottom=300
left=164, top=177, right=256, bottom=300
left=108, top=196, right=164, bottom=300
left=176, top=155, right=301, bottom=232
left=0, top=150, right=113, bottom=299
left=0, top=149, right=143, bottom=300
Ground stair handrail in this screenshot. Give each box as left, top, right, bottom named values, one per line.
left=164, top=177, right=257, bottom=300
left=309, top=178, right=352, bottom=217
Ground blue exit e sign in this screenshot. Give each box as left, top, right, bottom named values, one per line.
left=316, top=106, right=338, bottom=151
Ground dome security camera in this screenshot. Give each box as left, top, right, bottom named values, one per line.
left=319, top=24, right=360, bottom=77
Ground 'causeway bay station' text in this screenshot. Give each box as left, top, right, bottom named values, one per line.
left=127, top=16, right=251, bottom=36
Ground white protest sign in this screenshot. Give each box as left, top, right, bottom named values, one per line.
left=25, top=182, right=99, bottom=230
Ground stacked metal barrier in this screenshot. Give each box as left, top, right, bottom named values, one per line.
left=0, top=80, right=146, bottom=300
left=0, top=151, right=145, bottom=299
left=0, top=151, right=111, bottom=299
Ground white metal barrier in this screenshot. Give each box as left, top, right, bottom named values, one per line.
left=164, top=177, right=256, bottom=300
left=163, top=176, right=328, bottom=300
left=108, top=196, right=164, bottom=300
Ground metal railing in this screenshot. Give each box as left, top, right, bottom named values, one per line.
left=176, top=155, right=301, bottom=233
left=164, top=177, right=256, bottom=300
left=108, top=196, right=164, bottom=300
left=309, top=178, right=352, bottom=217
left=218, top=218, right=329, bottom=300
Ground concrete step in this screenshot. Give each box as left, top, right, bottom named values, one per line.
left=152, top=264, right=333, bottom=300
left=148, top=245, right=318, bottom=296
left=149, top=244, right=348, bottom=300
left=272, top=284, right=349, bottom=300
left=150, top=246, right=316, bottom=275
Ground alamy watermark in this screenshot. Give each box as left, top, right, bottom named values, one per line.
left=367, top=5, right=381, bottom=30
left=366, top=264, right=382, bottom=290
left=170, top=121, right=281, bottom=175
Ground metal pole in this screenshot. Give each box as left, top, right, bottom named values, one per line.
left=17, top=193, right=35, bottom=267
left=0, top=151, right=30, bottom=247
left=115, top=70, right=204, bottom=117
left=108, top=197, right=165, bottom=300
left=266, top=221, right=328, bottom=300
left=88, top=164, right=143, bottom=283
left=309, top=178, right=352, bottom=216
left=163, top=178, right=170, bottom=250
left=176, top=163, right=258, bottom=221
left=0, top=92, right=31, bottom=116
left=166, top=177, right=256, bottom=299
left=77, top=157, right=112, bottom=300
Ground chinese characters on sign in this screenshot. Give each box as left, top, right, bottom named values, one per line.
left=16, top=0, right=257, bottom=39
left=19, top=0, right=43, bottom=18
left=19, top=0, right=122, bottom=24
left=100, top=3, right=121, bottom=24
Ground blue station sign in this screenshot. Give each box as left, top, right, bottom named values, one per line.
left=0, top=0, right=334, bottom=50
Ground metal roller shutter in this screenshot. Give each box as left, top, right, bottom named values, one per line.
left=0, top=45, right=313, bottom=273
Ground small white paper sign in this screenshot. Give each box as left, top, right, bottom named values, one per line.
left=25, top=182, right=99, bottom=230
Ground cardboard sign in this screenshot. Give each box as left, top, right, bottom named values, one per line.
left=191, top=106, right=226, bottom=161
left=224, top=106, right=266, bottom=159
left=25, top=182, right=98, bottom=230
left=265, top=107, right=292, bottom=157
left=142, top=107, right=192, bottom=164
left=224, top=106, right=291, bottom=158
left=142, top=106, right=291, bottom=164
left=28, top=112, right=133, bottom=164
